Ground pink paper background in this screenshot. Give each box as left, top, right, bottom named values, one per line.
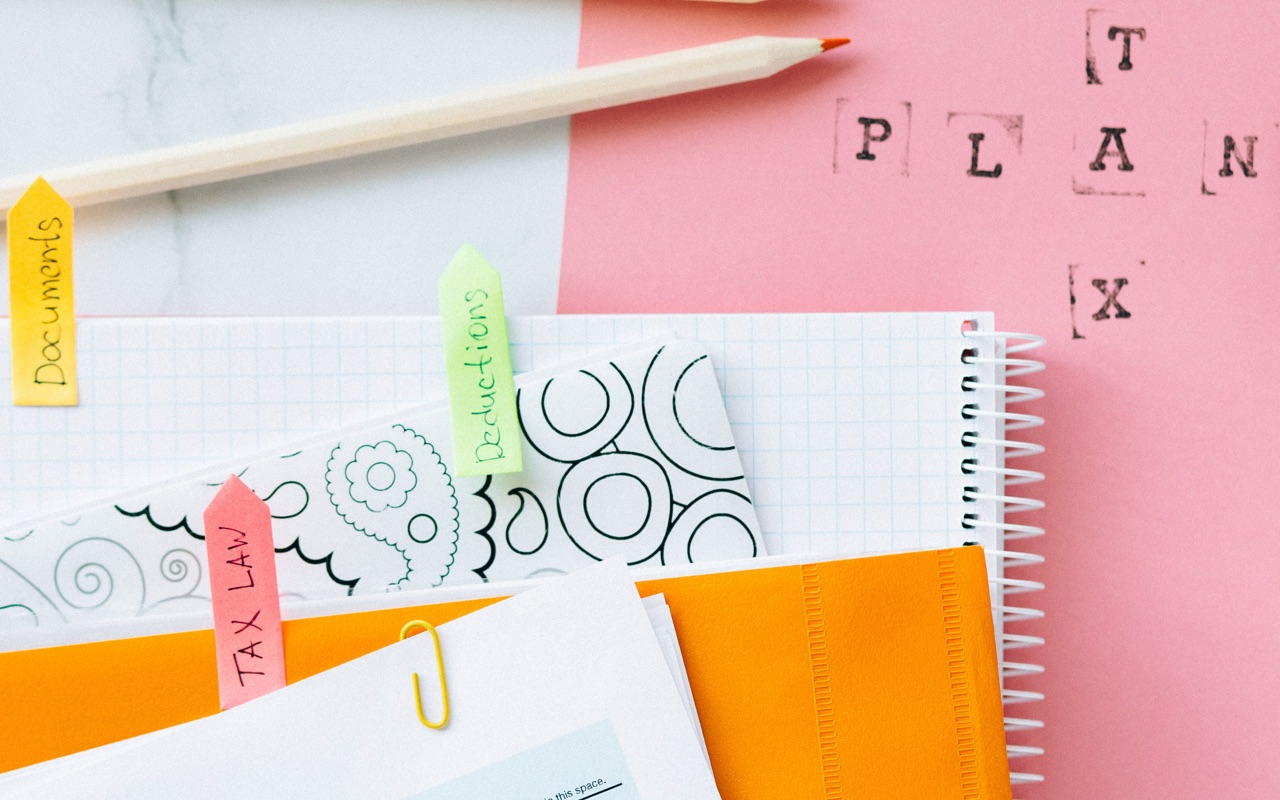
left=561, top=1, right=1280, bottom=797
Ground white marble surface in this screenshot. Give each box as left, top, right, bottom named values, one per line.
left=0, top=0, right=580, bottom=316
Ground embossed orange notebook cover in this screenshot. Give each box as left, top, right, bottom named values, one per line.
left=0, top=546, right=1010, bottom=798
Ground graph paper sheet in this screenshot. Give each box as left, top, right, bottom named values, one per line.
left=0, top=336, right=770, bottom=634
left=0, top=313, right=1001, bottom=624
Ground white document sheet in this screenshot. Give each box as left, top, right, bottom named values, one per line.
left=8, top=561, right=721, bottom=800
left=0, top=593, right=709, bottom=792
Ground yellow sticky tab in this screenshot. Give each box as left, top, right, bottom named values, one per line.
left=8, top=177, right=77, bottom=406
left=438, top=245, right=521, bottom=476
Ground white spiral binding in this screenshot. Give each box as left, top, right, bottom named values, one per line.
left=961, top=326, right=1045, bottom=791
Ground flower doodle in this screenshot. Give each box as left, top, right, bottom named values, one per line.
left=345, top=441, right=418, bottom=513
left=326, top=425, right=460, bottom=586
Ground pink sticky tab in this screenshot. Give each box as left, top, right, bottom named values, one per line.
left=202, top=475, right=287, bottom=709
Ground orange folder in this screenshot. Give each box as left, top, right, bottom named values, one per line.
left=0, top=546, right=1010, bottom=798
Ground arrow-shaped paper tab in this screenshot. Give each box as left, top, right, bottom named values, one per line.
left=8, top=177, right=77, bottom=406
left=438, top=245, right=522, bottom=476
left=203, top=475, right=287, bottom=709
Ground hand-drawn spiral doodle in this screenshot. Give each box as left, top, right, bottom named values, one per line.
left=326, top=424, right=459, bottom=586
left=518, top=364, right=634, bottom=463
left=557, top=451, right=672, bottom=564
left=159, top=548, right=201, bottom=597
left=642, top=345, right=743, bottom=481
left=53, top=538, right=146, bottom=613
left=662, top=490, right=759, bottom=566
left=505, top=487, right=549, bottom=555
left=140, top=548, right=210, bottom=616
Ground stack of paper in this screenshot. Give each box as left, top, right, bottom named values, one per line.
left=0, top=328, right=1018, bottom=798
left=0, top=544, right=1013, bottom=798
left=3, top=562, right=721, bottom=799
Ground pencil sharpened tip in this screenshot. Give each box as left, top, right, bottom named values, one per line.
left=821, top=38, right=851, bottom=52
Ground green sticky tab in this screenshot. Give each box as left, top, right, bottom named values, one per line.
left=438, top=245, right=522, bottom=477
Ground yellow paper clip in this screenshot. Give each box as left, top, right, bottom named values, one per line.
left=399, top=619, right=450, bottom=730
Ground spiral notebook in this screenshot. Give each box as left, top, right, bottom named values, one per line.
left=0, top=311, right=1045, bottom=784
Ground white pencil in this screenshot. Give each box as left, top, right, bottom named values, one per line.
left=0, top=36, right=847, bottom=211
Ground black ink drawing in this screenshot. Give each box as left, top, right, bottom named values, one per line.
left=513, top=344, right=760, bottom=571
left=0, top=341, right=762, bottom=632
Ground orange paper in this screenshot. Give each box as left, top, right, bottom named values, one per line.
left=0, top=548, right=1009, bottom=798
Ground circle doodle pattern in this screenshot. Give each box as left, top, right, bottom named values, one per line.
left=642, top=347, right=744, bottom=482
left=557, top=452, right=672, bottom=564
left=407, top=514, right=438, bottom=544
left=519, top=365, right=634, bottom=463
left=662, top=490, right=758, bottom=566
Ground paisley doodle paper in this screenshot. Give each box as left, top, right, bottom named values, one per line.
left=0, top=341, right=761, bottom=634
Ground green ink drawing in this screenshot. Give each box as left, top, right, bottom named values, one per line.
left=325, top=424, right=459, bottom=587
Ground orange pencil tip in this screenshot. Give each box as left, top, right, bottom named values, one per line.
left=821, top=38, right=851, bottom=52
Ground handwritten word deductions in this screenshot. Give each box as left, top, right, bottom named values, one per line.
left=438, top=245, right=523, bottom=477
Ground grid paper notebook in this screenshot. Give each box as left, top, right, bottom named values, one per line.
left=1, top=312, right=1001, bottom=560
